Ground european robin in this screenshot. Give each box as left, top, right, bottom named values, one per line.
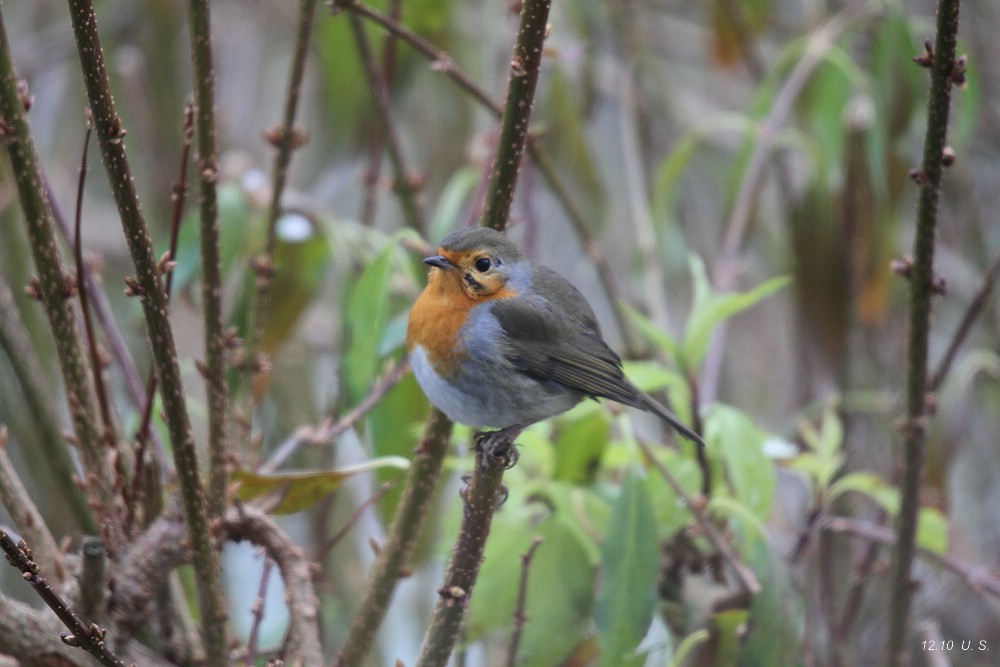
left=406, top=227, right=703, bottom=465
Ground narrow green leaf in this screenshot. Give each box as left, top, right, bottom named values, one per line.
left=826, top=470, right=898, bottom=512
left=682, top=258, right=790, bottom=368
left=595, top=471, right=658, bottom=667
left=343, top=238, right=398, bottom=403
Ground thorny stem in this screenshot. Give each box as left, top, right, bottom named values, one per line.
left=64, top=0, right=227, bottom=662
left=0, top=279, right=97, bottom=532
left=186, top=0, right=231, bottom=521
left=414, top=448, right=509, bottom=667
left=237, top=0, right=318, bottom=458
left=332, top=411, right=453, bottom=667
left=0, top=528, right=131, bottom=667
left=0, top=6, right=111, bottom=530
left=887, top=1, right=961, bottom=664
left=479, top=0, right=550, bottom=232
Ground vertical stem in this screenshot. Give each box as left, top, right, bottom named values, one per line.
left=0, top=6, right=111, bottom=525
left=332, top=410, right=453, bottom=667
left=886, top=2, right=961, bottom=665
left=480, top=0, right=552, bottom=233
left=186, top=0, right=230, bottom=521
left=64, top=1, right=228, bottom=662
left=236, top=0, right=318, bottom=454
left=414, top=450, right=507, bottom=667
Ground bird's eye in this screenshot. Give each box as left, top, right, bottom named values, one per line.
left=474, top=256, right=492, bottom=272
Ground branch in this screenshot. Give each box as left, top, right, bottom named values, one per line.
left=332, top=410, right=453, bottom=667
left=186, top=0, right=231, bottom=523
left=0, top=4, right=112, bottom=528
left=888, top=2, right=962, bottom=663
left=260, top=359, right=410, bottom=473
left=928, top=247, right=1000, bottom=392
left=0, top=279, right=97, bottom=531
left=236, top=0, right=319, bottom=457
left=0, top=527, right=130, bottom=667
left=64, top=1, right=227, bottom=658
left=822, top=516, right=1000, bottom=600
left=637, top=439, right=761, bottom=594
left=506, top=536, right=543, bottom=667
left=0, top=428, right=64, bottom=582
left=222, top=504, right=324, bottom=666
left=0, top=591, right=177, bottom=667
left=349, top=9, right=424, bottom=230
left=414, top=447, right=510, bottom=667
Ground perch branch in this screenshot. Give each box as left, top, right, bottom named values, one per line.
left=887, top=2, right=962, bottom=664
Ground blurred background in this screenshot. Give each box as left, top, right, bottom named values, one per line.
left=1, top=0, right=999, bottom=665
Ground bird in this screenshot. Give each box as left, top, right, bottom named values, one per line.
left=406, top=227, right=703, bottom=466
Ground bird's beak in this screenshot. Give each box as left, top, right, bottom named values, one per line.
left=423, top=255, right=455, bottom=270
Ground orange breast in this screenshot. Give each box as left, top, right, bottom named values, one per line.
left=407, top=275, right=474, bottom=378
left=407, top=268, right=520, bottom=378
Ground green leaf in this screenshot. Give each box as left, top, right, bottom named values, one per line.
left=682, top=256, right=790, bottom=368
left=668, top=629, right=710, bottom=667
left=917, top=507, right=949, bottom=555
left=621, top=303, right=683, bottom=369
left=466, top=509, right=595, bottom=667
left=231, top=457, right=409, bottom=515
left=643, top=448, right=702, bottom=538
left=343, top=237, right=400, bottom=403
left=553, top=412, right=611, bottom=485
left=705, top=405, right=775, bottom=521
left=428, top=167, right=479, bottom=246
left=826, top=470, right=897, bottom=512
left=595, top=471, right=658, bottom=667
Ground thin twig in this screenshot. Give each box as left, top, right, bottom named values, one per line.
left=637, top=439, right=761, bottom=594
left=223, top=504, right=324, bottom=666
left=73, top=123, right=116, bottom=449
left=928, top=247, right=1000, bottom=392
left=45, top=174, right=174, bottom=480
left=244, top=556, right=275, bottom=667
left=822, top=516, right=1000, bottom=599
left=260, top=359, right=410, bottom=473
left=507, top=536, right=543, bottom=667
left=888, top=3, right=962, bottom=663
left=315, top=482, right=394, bottom=563
left=135, top=102, right=195, bottom=458
left=0, top=527, right=132, bottom=667
left=236, top=0, right=319, bottom=462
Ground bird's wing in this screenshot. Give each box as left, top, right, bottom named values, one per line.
left=489, top=274, right=643, bottom=408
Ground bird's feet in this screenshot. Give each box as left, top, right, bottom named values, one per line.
left=473, top=427, right=521, bottom=471
left=459, top=473, right=509, bottom=510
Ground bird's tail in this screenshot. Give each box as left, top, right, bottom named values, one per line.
left=638, top=392, right=705, bottom=448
